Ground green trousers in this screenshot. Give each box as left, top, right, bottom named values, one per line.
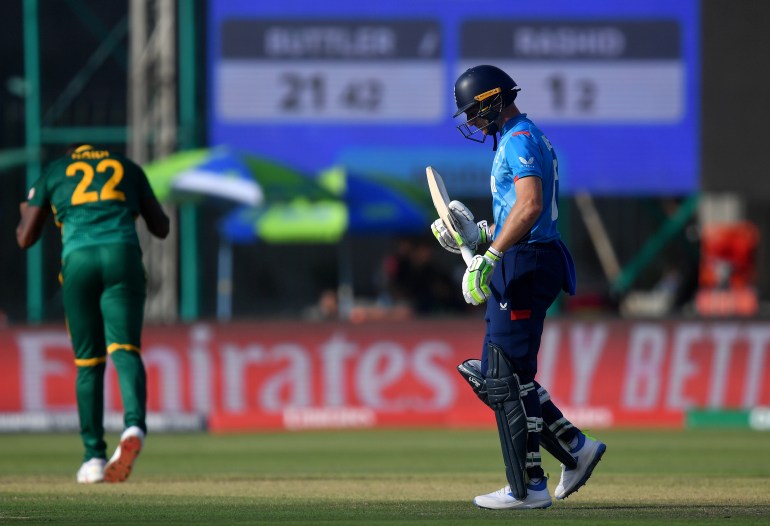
left=62, top=243, right=148, bottom=461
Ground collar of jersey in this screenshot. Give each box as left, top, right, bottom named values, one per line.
left=501, top=113, right=529, bottom=136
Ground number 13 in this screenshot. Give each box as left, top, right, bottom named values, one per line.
left=66, top=159, right=126, bottom=205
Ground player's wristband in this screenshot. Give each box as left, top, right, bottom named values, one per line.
left=485, top=247, right=502, bottom=262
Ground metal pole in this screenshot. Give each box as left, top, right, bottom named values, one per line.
left=611, top=194, right=700, bottom=295
left=216, top=241, right=233, bottom=321
left=22, top=0, right=43, bottom=323
left=178, top=0, right=199, bottom=321
left=128, top=0, right=179, bottom=323
left=128, top=0, right=147, bottom=163
left=337, top=235, right=354, bottom=320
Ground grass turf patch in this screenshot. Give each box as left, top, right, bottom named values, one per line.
left=1, top=429, right=769, bottom=525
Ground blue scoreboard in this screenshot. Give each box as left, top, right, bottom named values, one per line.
left=208, top=0, right=699, bottom=196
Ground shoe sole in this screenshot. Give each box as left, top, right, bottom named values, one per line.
left=104, top=436, right=142, bottom=483
left=77, top=474, right=104, bottom=484
left=556, top=442, right=606, bottom=500
left=474, top=498, right=553, bottom=510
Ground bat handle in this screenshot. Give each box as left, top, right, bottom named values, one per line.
left=460, top=245, right=475, bottom=265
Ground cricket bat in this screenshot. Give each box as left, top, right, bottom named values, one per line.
left=426, top=166, right=475, bottom=265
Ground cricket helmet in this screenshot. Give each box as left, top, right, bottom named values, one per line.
left=453, top=65, right=520, bottom=144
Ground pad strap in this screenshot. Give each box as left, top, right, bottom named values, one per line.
left=526, top=452, right=542, bottom=469
left=549, top=417, right=575, bottom=439
left=538, top=386, right=578, bottom=468
left=540, top=426, right=577, bottom=469
left=527, top=416, right=544, bottom=433
left=519, top=381, right=536, bottom=397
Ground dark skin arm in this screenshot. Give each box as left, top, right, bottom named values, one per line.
left=140, top=195, right=170, bottom=239
left=16, top=202, right=50, bottom=249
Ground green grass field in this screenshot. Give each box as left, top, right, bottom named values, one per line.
left=1, top=428, right=769, bottom=525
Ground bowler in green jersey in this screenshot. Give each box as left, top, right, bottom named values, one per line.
left=17, top=144, right=169, bottom=484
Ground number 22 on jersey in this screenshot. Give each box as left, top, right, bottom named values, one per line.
left=66, top=159, right=126, bottom=205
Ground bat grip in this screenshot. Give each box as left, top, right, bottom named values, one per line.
left=460, top=245, right=474, bottom=265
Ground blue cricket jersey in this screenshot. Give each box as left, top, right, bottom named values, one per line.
left=490, top=113, right=561, bottom=244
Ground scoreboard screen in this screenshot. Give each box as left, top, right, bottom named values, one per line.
left=208, top=0, right=699, bottom=196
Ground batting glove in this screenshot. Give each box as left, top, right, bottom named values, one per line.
left=431, top=200, right=491, bottom=254
left=462, top=247, right=502, bottom=305
left=431, top=218, right=463, bottom=253
left=449, top=200, right=492, bottom=247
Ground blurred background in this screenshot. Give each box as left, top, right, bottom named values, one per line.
left=1, top=0, right=769, bottom=434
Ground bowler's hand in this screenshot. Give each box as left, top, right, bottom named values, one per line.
left=462, top=247, right=502, bottom=305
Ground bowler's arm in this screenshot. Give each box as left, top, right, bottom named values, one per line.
left=140, top=196, right=170, bottom=239
left=16, top=202, right=50, bottom=249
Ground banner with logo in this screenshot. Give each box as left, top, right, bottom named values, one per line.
left=1, top=319, right=768, bottom=431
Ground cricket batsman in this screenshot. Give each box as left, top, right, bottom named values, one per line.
left=431, top=65, right=607, bottom=509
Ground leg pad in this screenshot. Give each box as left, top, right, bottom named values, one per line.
left=486, top=343, right=529, bottom=500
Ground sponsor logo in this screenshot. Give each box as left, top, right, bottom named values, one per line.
left=518, top=156, right=534, bottom=165
left=499, top=302, right=508, bottom=310
left=283, top=407, right=376, bottom=430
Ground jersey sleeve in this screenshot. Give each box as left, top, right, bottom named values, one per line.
left=26, top=164, right=54, bottom=208
left=126, top=158, right=158, bottom=203
left=503, top=133, right=543, bottom=181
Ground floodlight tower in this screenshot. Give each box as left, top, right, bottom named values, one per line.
left=127, top=0, right=178, bottom=322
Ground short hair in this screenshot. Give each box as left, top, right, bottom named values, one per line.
left=502, top=90, right=518, bottom=108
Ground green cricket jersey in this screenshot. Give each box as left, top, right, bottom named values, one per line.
left=27, top=146, right=155, bottom=258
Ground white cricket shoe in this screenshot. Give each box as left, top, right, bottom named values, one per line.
left=76, top=457, right=106, bottom=484
left=554, top=432, right=606, bottom=500
left=104, top=426, right=145, bottom=483
left=473, top=478, right=552, bottom=510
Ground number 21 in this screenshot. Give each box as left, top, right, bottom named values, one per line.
left=66, top=159, right=126, bottom=205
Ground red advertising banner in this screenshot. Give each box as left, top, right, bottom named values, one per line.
left=1, top=319, right=769, bottom=431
